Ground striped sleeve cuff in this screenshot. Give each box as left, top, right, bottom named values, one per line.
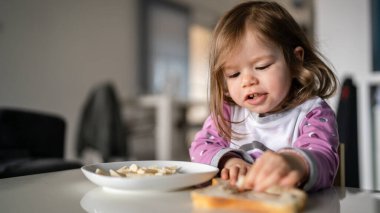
left=210, top=148, right=254, bottom=168
left=278, top=147, right=318, bottom=191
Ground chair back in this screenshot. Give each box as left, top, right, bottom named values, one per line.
left=0, top=108, right=65, bottom=160
left=334, top=143, right=345, bottom=187
left=76, top=82, right=127, bottom=162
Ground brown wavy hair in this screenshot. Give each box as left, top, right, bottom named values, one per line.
left=209, top=1, right=338, bottom=140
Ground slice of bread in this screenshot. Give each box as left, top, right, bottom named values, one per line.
left=191, top=178, right=307, bottom=213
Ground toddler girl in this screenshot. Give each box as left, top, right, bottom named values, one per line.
left=189, top=1, right=339, bottom=192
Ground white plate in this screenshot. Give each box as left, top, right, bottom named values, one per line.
left=81, top=160, right=218, bottom=191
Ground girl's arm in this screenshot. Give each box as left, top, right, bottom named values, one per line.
left=290, top=101, right=339, bottom=191
left=189, top=104, right=253, bottom=168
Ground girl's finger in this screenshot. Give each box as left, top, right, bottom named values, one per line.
left=254, top=169, right=284, bottom=192
left=239, top=165, right=248, bottom=176
left=220, top=168, right=230, bottom=180
left=243, top=159, right=263, bottom=187
left=253, top=158, right=281, bottom=184
left=243, top=165, right=256, bottom=189
left=279, top=170, right=302, bottom=187
left=229, top=166, right=240, bottom=185
left=243, top=152, right=275, bottom=189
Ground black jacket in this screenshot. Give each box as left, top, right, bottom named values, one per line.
left=76, top=82, right=126, bottom=161
left=337, top=77, right=359, bottom=187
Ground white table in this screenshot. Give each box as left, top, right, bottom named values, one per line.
left=0, top=169, right=379, bottom=213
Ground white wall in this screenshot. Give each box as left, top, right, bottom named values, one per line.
left=0, top=0, right=138, bottom=159
left=315, top=0, right=373, bottom=189
left=314, top=0, right=372, bottom=108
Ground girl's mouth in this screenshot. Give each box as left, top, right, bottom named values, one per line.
left=246, top=93, right=264, bottom=100
left=245, top=93, right=268, bottom=105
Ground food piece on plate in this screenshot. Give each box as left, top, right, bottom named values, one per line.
left=95, top=164, right=180, bottom=178
left=160, top=166, right=178, bottom=175
left=109, top=169, right=124, bottom=177
left=129, top=164, right=139, bottom=172
left=191, top=178, right=307, bottom=213
left=95, top=168, right=107, bottom=176
left=116, top=166, right=129, bottom=173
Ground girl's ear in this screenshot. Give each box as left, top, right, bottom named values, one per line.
left=294, top=46, right=304, bottom=61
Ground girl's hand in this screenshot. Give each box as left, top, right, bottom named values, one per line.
left=220, top=157, right=251, bottom=186
left=243, top=151, right=308, bottom=192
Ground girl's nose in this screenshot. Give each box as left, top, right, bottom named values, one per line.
left=241, top=72, right=258, bottom=88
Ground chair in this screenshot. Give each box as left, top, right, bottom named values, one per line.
left=0, top=108, right=82, bottom=178
left=76, top=82, right=127, bottom=163
left=334, top=143, right=345, bottom=187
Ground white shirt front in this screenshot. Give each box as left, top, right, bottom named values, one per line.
left=230, top=97, right=323, bottom=152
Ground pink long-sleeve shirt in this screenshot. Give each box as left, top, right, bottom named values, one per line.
left=189, top=97, right=339, bottom=192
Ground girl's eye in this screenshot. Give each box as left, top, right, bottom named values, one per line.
left=255, top=64, right=271, bottom=70
left=227, top=72, right=240, bottom=78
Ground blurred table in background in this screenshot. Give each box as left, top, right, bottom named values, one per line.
left=123, top=95, right=207, bottom=161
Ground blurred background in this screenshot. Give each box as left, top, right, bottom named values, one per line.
left=0, top=0, right=379, bottom=190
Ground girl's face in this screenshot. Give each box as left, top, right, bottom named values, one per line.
left=223, top=29, right=292, bottom=115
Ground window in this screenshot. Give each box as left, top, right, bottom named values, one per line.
left=139, top=0, right=189, bottom=101
left=373, top=0, right=380, bottom=71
